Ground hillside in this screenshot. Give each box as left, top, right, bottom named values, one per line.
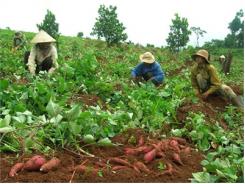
left=0, top=29, right=244, bottom=182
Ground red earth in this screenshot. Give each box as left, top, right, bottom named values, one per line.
left=0, top=129, right=204, bottom=183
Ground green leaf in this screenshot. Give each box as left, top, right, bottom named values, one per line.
left=83, top=134, right=95, bottom=143
left=12, top=115, right=26, bottom=123
left=0, top=79, right=9, bottom=91
left=65, top=104, right=81, bottom=121
left=192, top=172, right=219, bottom=183
left=0, top=126, right=15, bottom=133
left=97, top=138, right=115, bottom=147
left=0, top=115, right=11, bottom=128
left=159, top=91, right=171, bottom=97
left=50, top=114, right=63, bottom=124
left=70, top=122, right=82, bottom=135
left=46, top=99, right=62, bottom=117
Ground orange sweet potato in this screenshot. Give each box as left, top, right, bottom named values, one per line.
left=9, top=162, right=24, bottom=177
left=23, top=155, right=46, bottom=171
left=40, top=157, right=60, bottom=172
left=172, top=153, right=183, bottom=165
left=109, top=157, right=132, bottom=167
left=134, top=161, right=151, bottom=174
left=144, top=149, right=156, bottom=163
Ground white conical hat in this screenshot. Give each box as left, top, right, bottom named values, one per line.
left=31, top=30, right=56, bottom=43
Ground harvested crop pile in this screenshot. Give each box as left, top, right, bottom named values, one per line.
left=1, top=128, right=203, bottom=183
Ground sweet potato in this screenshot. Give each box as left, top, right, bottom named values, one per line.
left=112, top=165, right=128, bottom=171
left=9, top=162, right=24, bottom=177
left=182, top=147, right=191, bottom=154
left=169, top=140, right=180, bottom=153
left=144, top=149, right=156, bottom=163
left=23, top=155, right=46, bottom=171
left=156, top=151, right=165, bottom=158
left=137, top=135, right=144, bottom=146
left=140, top=145, right=154, bottom=153
left=134, top=161, right=151, bottom=174
left=124, top=148, right=140, bottom=155
left=75, top=165, right=99, bottom=175
left=95, top=161, right=107, bottom=168
left=109, top=157, right=132, bottom=167
left=40, top=157, right=60, bottom=172
left=132, top=165, right=141, bottom=173
left=172, top=153, right=183, bottom=165
left=75, top=165, right=87, bottom=173
left=171, top=137, right=187, bottom=145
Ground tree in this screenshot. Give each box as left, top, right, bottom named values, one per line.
left=190, top=27, right=206, bottom=47
left=225, top=9, right=244, bottom=48
left=77, top=32, right=84, bottom=38
left=166, top=13, right=191, bottom=52
left=37, top=9, right=60, bottom=41
left=91, top=5, right=128, bottom=46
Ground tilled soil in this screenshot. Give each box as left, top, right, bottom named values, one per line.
left=0, top=129, right=204, bottom=183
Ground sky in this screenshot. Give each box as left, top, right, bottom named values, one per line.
left=0, top=0, right=244, bottom=47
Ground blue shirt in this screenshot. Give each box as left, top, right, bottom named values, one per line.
left=131, top=61, right=164, bottom=83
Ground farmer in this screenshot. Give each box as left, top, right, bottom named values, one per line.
left=131, top=52, right=164, bottom=87
left=191, top=49, right=243, bottom=108
left=219, top=55, right=226, bottom=65
left=12, top=31, right=26, bottom=51
left=24, top=30, right=58, bottom=75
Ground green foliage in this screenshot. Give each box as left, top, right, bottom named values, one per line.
left=91, top=5, right=128, bottom=46
left=166, top=13, right=191, bottom=52
left=0, top=29, right=243, bottom=183
left=77, top=32, right=84, bottom=38
left=225, top=9, right=244, bottom=48
left=37, top=9, right=60, bottom=41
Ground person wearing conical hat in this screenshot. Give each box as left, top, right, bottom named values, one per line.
left=219, top=55, right=226, bottom=65
left=24, top=30, right=58, bottom=74
left=191, top=49, right=243, bottom=108
left=131, top=52, right=165, bottom=87
left=12, top=31, right=26, bottom=51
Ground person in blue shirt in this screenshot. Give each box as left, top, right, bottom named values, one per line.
left=131, top=52, right=165, bottom=87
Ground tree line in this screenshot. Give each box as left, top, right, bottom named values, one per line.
left=36, top=5, right=243, bottom=51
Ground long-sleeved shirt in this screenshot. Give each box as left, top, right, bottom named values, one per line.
left=27, top=44, right=58, bottom=74
left=131, top=61, right=164, bottom=83
left=191, top=63, right=221, bottom=95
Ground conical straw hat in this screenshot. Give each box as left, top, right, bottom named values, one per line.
left=31, top=30, right=56, bottom=44
left=192, top=49, right=210, bottom=63
left=140, top=52, right=155, bottom=63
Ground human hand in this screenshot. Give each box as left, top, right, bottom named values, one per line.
left=201, top=92, right=209, bottom=100
left=48, top=68, right=55, bottom=74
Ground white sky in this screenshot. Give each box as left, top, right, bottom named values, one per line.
left=0, top=0, right=244, bottom=47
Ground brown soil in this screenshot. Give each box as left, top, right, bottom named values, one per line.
left=0, top=128, right=203, bottom=183
left=12, top=77, right=29, bottom=85
left=114, top=83, right=123, bottom=91
left=69, top=93, right=101, bottom=107
left=176, top=96, right=231, bottom=129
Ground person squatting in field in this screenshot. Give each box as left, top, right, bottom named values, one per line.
left=191, top=49, right=243, bottom=108
left=12, top=31, right=26, bottom=51
left=24, top=30, right=58, bottom=75
left=131, top=52, right=165, bottom=87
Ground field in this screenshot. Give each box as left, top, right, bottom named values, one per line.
left=0, top=29, right=244, bottom=182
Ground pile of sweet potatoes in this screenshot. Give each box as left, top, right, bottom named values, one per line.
left=9, top=136, right=192, bottom=177
left=72, top=136, right=193, bottom=176
left=9, top=155, right=60, bottom=177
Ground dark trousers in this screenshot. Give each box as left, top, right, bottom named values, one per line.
left=24, top=51, right=53, bottom=74
left=143, top=72, right=161, bottom=86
